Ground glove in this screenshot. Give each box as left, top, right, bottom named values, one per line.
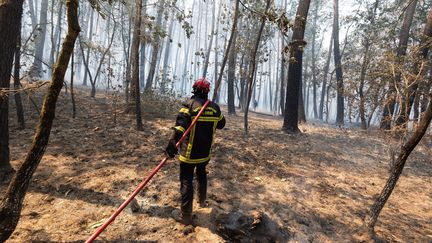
left=165, top=139, right=178, bottom=158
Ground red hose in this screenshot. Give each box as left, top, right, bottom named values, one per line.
left=85, top=100, right=210, bottom=243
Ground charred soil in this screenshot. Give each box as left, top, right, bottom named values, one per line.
left=1, top=87, right=431, bottom=242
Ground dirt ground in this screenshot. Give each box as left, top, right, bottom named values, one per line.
left=1, top=87, right=431, bottom=242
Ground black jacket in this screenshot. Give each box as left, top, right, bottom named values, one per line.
left=173, top=96, right=225, bottom=163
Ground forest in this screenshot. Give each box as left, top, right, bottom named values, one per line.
left=0, top=0, right=431, bottom=241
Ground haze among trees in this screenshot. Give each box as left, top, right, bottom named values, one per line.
left=0, top=0, right=431, bottom=241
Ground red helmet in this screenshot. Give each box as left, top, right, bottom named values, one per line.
left=192, top=78, right=211, bottom=94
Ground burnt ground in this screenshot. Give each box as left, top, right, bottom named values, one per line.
left=1, top=86, right=431, bottom=242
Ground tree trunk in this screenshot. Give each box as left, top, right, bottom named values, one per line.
left=30, top=0, right=49, bottom=78
left=268, top=50, right=273, bottom=112
left=121, top=4, right=132, bottom=103
left=244, top=0, right=272, bottom=133
left=333, top=0, right=344, bottom=125
left=0, top=0, right=80, bottom=240
left=299, top=54, right=308, bottom=123
left=279, top=0, right=289, bottom=116
left=273, top=44, right=279, bottom=115
left=358, top=0, right=380, bottom=130
left=82, top=9, right=94, bottom=86
left=49, top=0, right=63, bottom=73
left=14, top=25, right=25, bottom=130
left=380, top=0, right=418, bottom=130
left=0, top=0, right=25, bottom=178
left=227, top=30, right=237, bottom=114
left=310, top=1, right=319, bottom=119
left=319, top=29, right=333, bottom=120
left=161, top=14, right=174, bottom=93
left=365, top=97, right=432, bottom=230
left=202, top=0, right=217, bottom=78
left=181, top=38, right=191, bottom=94
left=70, top=52, right=76, bottom=118
left=212, top=0, right=240, bottom=101
left=279, top=50, right=286, bottom=115
left=28, top=0, right=37, bottom=30
left=144, top=0, right=164, bottom=92
left=282, top=0, right=311, bottom=133
left=239, top=55, right=247, bottom=111
left=139, top=42, right=146, bottom=89
left=139, top=0, right=147, bottom=90
left=131, top=0, right=144, bottom=130
left=214, top=11, right=220, bottom=95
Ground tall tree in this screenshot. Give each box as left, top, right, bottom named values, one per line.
left=282, top=0, right=311, bottom=133
left=121, top=3, right=132, bottom=102
left=333, top=0, right=344, bottom=125
left=0, top=0, right=80, bottom=240
left=319, top=29, right=332, bottom=120
left=310, top=0, right=320, bottom=119
left=380, top=0, right=418, bottom=130
left=131, top=0, right=143, bottom=130
left=279, top=0, right=289, bottom=116
left=227, top=30, right=238, bottom=114
left=244, top=0, right=272, bottom=134
left=138, top=0, right=148, bottom=90
left=212, top=0, right=240, bottom=101
left=0, top=0, right=25, bottom=179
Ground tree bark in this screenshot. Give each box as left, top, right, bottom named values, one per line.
left=227, top=30, right=238, bottom=114
left=282, top=0, right=311, bottom=133
left=365, top=97, right=432, bottom=230
left=0, top=0, right=25, bottom=178
left=0, top=0, right=80, bottom=240
left=333, top=0, right=344, bottom=125
left=298, top=75, right=306, bottom=123
left=380, top=0, right=418, bottom=130
left=131, top=0, right=144, bottom=130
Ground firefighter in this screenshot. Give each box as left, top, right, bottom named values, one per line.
left=165, top=78, right=225, bottom=225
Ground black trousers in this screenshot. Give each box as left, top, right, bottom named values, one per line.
left=179, top=161, right=208, bottom=216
